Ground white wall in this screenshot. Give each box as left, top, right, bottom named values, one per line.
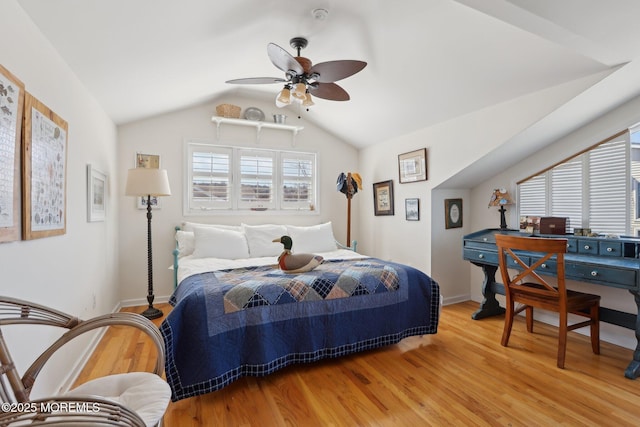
left=468, top=93, right=640, bottom=350
left=357, top=79, right=588, bottom=304
left=117, top=95, right=359, bottom=302
left=0, top=0, right=119, bottom=396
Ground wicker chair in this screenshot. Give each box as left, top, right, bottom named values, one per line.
left=0, top=296, right=170, bottom=426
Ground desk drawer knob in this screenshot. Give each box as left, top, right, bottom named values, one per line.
left=606, top=247, right=614, bottom=252
left=584, top=245, right=591, bottom=250
left=591, top=270, right=598, bottom=277
left=478, top=254, right=484, bottom=259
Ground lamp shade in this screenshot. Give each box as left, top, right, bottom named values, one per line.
left=125, top=168, right=171, bottom=197
left=488, top=188, right=513, bottom=207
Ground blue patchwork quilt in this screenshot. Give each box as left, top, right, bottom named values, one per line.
left=161, top=258, right=440, bottom=401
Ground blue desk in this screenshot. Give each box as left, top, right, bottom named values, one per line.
left=463, top=228, right=640, bottom=379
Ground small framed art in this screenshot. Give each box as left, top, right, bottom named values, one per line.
left=405, top=198, right=420, bottom=221
left=87, top=164, right=106, bottom=222
left=445, top=198, right=463, bottom=229
left=373, top=180, right=394, bottom=216
left=398, top=148, right=427, bottom=184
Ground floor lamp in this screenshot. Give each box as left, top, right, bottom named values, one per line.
left=125, top=168, right=171, bottom=319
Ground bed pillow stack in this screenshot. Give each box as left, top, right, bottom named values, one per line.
left=175, top=221, right=338, bottom=259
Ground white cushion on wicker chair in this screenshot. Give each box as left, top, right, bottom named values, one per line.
left=65, top=372, right=170, bottom=427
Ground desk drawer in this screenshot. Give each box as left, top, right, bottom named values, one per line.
left=578, top=240, right=598, bottom=255
left=566, top=263, right=637, bottom=290
left=464, top=249, right=526, bottom=268
left=599, top=241, right=622, bottom=257
left=464, top=249, right=498, bottom=265
left=531, top=257, right=558, bottom=276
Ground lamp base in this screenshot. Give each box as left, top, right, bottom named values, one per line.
left=141, top=306, right=163, bottom=320
left=499, top=205, right=508, bottom=230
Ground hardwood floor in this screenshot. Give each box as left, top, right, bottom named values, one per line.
left=76, top=301, right=640, bottom=426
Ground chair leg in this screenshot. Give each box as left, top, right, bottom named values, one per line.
left=525, top=306, right=534, bottom=333
left=501, top=300, right=514, bottom=347
left=591, top=303, right=600, bottom=355
left=557, top=310, right=568, bottom=369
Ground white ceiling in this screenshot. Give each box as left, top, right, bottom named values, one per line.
left=16, top=0, right=640, bottom=163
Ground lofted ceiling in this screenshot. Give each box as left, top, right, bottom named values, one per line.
left=16, top=0, right=640, bottom=158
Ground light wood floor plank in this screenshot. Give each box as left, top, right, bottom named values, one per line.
left=75, top=301, right=640, bottom=426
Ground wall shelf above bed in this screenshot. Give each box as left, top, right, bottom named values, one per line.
left=211, top=116, right=304, bottom=144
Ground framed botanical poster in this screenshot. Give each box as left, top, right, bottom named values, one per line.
left=22, top=93, right=68, bottom=240
left=373, top=180, right=394, bottom=216
left=445, top=198, right=463, bottom=229
left=405, top=198, right=420, bottom=221
left=136, top=152, right=161, bottom=209
left=398, top=148, right=427, bottom=183
left=87, top=164, right=106, bottom=222
left=0, top=65, right=25, bottom=243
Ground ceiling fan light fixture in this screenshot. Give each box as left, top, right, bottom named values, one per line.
left=277, top=87, right=291, bottom=106
left=292, top=82, right=307, bottom=100
left=302, top=91, right=314, bottom=107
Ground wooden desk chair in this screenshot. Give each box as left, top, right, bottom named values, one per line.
left=495, top=234, right=600, bottom=368
left=0, top=296, right=170, bottom=426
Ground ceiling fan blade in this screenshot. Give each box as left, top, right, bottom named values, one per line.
left=310, top=60, right=367, bottom=83
left=267, top=43, right=304, bottom=75
left=226, top=77, right=287, bottom=84
left=309, top=82, right=350, bottom=101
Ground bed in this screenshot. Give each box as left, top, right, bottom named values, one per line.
left=160, top=222, right=440, bottom=401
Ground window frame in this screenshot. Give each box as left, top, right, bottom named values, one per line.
left=183, top=140, right=318, bottom=216
left=517, top=130, right=630, bottom=235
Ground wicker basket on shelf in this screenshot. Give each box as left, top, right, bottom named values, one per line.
left=216, top=104, right=241, bottom=118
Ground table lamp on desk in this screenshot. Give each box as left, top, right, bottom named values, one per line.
left=488, top=188, right=513, bottom=230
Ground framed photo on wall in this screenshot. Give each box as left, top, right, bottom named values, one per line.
left=373, top=180, right=394, bottom=216
left=0, top=64, right=25, bottom=243
left=445, top=198, right=463, bottom=229
left=135, top=152, right=161, bottom=209
left=405, top=198, right=420, bottom=221
left=87, top=164, right=106, bottom=222
left=398, top=148, right=427, bottom=183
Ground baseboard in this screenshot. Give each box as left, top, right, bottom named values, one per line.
left=119, top=295, right=171, bottom=308
left=442, top=293, right=471, bottom=306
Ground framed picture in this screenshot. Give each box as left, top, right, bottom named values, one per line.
left=136, top=152, right=160, bottom=169
left=0, top=65, right=25, bottom=243
left=398, top=148, right=427, bottom=184
left=22, top=93, right=68, bottom=240
left=87, top=164, right=106, bottom=222
left=405, top=198, right=420, bottom=221
left=373, top=180, right=394, bottom=216
left=135, top=153, right=161, bottom=209
left=445, top=198, right=463, bottom=229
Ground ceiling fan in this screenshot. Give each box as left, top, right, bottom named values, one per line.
left=225, top=37, right=367, bottom=108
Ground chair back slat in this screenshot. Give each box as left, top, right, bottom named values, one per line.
left=496, top=234, right=567, bottom=300
left=0, top=330, right=27, bottom=403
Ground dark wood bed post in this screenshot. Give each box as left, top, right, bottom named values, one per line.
left=346, top=172, right=353, bottom=247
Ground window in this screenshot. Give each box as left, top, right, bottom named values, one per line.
left=518, top=132, right=629, bottom=235
left=185, top=142, right=317, bottom=214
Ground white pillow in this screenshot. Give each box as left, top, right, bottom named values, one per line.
left=286, top=222, right=337, bottom=253
left=175, top=230, right=195, bottom=257
left=191, top=226, right=250, bottom=259
left=181, top=222, right=242, bottom=233
left=242, top=224, right=288, bottom=257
